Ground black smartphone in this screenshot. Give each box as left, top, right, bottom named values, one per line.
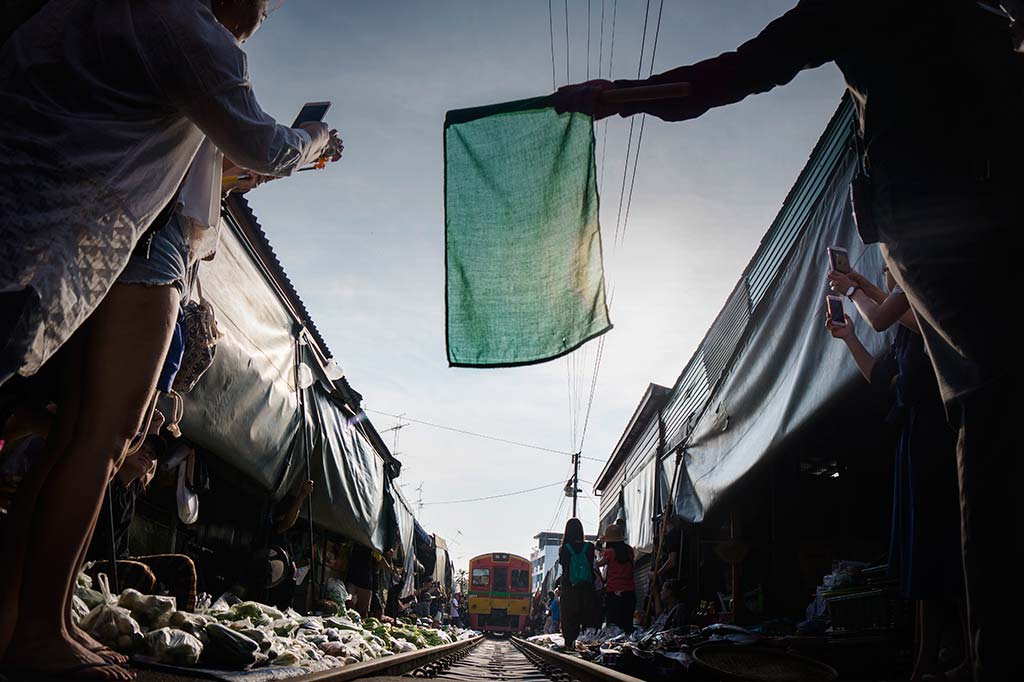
left=291, top=101, right=332, bottom=128
left=826, top=295, right=846, bottom=326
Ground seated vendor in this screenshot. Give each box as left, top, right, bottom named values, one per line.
left=648, top=579, right=686, bottom=633
left=86, top=431, right=199, bottom=612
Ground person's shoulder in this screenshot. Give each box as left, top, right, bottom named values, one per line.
left=138, top=0, right=246, bottom=73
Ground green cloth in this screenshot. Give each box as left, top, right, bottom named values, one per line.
left=444, top=97, right=612, bottom=368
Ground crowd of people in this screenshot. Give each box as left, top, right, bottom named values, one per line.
left=534, top=516, right=687, bottom=651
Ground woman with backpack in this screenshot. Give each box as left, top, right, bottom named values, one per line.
left=597, top=521, right=635, bottom=633
left=558, top=518, right=596, bottom=651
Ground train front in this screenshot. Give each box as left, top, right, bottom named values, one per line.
left=467, top=552, right=532, bottom=633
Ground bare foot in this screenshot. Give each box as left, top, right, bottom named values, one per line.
left=66, top=621, right=129, bottom=665
left=3, top=630, right=134, bottom=680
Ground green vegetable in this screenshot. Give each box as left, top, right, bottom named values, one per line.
left=201, top=623, right=260, bottom=668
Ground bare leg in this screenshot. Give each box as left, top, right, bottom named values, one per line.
left=0, top=338, right=82, bottom=660
left=4, top=283, right=177, bottom=680
left=65, top=522, right=129, bottom=665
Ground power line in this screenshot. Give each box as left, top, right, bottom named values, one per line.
left=563, top=0, right=570, bottom=82
left=586, top=0, right=592, bottom=80
left=620, top=0, right=664, bottom=244
left=548, top=0, right=557, bottom=90
left=363, top=408, right=604, bottom=461
left=422, top=480, right=565, bottom=506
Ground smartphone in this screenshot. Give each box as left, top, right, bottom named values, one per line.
left=826, top=295, right=846, bottom=326
left=827, top=246, right=851, bottom=273
left=291, top=101, right=332, bottom=128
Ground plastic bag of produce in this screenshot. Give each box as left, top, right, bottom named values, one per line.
left=118, top=589, right=176, bottom=628
left=145, top=627, right=203, bottom=665
left=80, top=574, right=144, bottom=653
left=325, top=578, right=350, bottom=608
left=168, top=610, right=211, bottom=635
left=271, top=618, right=299, bottom=637
left=72, top=595, right=91, bottom=624
left=200, top=623, right=260, bottom=668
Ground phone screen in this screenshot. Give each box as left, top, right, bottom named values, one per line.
left=291, top=101, right=332, bottom=128
left=827, top=296, right=845, bottom=324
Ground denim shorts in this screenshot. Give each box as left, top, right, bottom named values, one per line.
left=118, top=212, right=191, bottom=302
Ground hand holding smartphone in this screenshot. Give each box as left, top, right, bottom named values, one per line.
left=826, top=295, right=846, bottom=326
left=827, top=246, right=851, bottom=273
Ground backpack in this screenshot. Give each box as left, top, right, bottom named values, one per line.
left=566, top=542, right=592, bottom=587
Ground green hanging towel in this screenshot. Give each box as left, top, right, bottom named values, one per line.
left=444, top=96, right=612, bottom=368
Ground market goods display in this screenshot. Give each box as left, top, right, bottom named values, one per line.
left=528, top=621, right=836, bottom=681
left=72, top=572, right=474, bottom=674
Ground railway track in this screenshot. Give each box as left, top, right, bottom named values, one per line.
left=298, top=635, right=645, bottom=682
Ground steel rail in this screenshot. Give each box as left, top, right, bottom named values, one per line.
left=511, top=637, right=647, bottom=682
left=296, top=634, right=484, bottom=682
left=272, top=634, right=646, bottom=682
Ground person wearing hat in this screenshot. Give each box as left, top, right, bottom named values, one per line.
left=596, top=521, right=635, bottom=633
left=85, top=425, right=198, bottom=613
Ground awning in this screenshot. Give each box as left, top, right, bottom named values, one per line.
left=302, top=376, right=389, bottom=550
left=673, top=152, right=891, bottom=522
left=622, top=458, right=656, bottom=553
left=391, top=486, right=418, bottom=598
left=177, top=221, right=303, bottom=495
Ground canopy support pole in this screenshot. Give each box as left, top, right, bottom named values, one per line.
left=294, top=328, right=317, bottom=612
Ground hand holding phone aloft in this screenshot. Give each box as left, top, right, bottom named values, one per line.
left=827, top=246, right=851, bottom=274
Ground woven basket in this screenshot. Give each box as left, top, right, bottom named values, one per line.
left=694, top=644, right=838, bottom=681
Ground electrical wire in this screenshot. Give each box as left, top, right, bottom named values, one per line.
left=421, top=480, right=566, bottom=506
left=548, top=0, right=557, bottom=90
left=586, top=0, right=592, bottom=80
left=363, top=408, right=604, bottom=461
left=619, top=0, right=664, bottom=244
left=564, top=0, right=570, bottom=82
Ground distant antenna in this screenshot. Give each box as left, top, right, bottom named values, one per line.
left=380, top=414, right=407, bottom=457
left=415, top=482, right=424, bottom=513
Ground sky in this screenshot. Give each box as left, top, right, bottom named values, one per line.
left=240, top=1, right=846, bottom=571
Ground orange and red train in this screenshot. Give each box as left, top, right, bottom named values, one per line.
left=466, top=552, right=532, bottom=633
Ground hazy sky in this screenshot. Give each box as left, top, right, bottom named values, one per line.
left=241, top=1, right=845, bottom=569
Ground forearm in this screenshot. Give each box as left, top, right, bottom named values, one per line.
left=851, top=290, right=908, bottom=332
left=190, top=86, right=320, bottom=176
left=616, top=0, right=849, bottom=121
left=842, top=335, right=876, bottom=381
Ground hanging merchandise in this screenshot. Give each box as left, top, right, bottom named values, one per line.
left=444, top=97, right=612, bottom=368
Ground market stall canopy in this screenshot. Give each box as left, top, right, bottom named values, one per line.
left=666, top=99, right=892, bottom=522
left=432, top=535, right=448, bottom=588
left=301, top=374, right=389, bottom=551
left=444, top=97, right=611, bottom=368
left=622, top=458, right=657, bottom=553
left=177, top=219, right=303, bottom=494
left=391, top=486, right=418, bottom=598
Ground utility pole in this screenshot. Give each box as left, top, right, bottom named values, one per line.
left=572, top=451, right=580, bottom=518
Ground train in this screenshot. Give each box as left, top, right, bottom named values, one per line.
left=467, top=552, right=532, bottom=633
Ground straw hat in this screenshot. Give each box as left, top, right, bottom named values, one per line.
left=600, top=521, right=626, bottom=543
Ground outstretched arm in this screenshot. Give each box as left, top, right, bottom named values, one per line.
left=554, top=0, right=860, bottom=121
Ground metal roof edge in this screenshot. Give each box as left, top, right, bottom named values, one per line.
left=593, top=383, right=672, bottom=494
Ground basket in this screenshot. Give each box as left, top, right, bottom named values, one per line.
left=693, top=643, right=838, bottom=681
